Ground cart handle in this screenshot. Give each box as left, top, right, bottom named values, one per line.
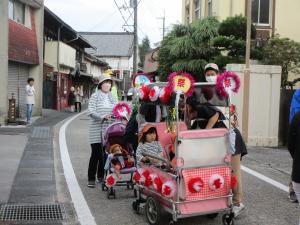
left=142, top=152, right=171, bottom=170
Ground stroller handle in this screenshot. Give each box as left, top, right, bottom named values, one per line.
left=142, top=152, right=171, bottom=170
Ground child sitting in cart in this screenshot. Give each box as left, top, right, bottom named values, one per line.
left=136, top=124, right=163, bottom=167
left=104, top=144, right=134, bottom=179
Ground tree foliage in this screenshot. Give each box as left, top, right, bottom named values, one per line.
left=262, top=36, right=300, bottom=88
left=212, top=15, right=263, bottom=69
left=157, top=17, right=220, bottom=81
left=138, top=36, right=151, bottom=68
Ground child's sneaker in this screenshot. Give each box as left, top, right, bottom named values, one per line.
left=87, top=180, right=95, bottom=188
left=233, top=203, right=246, bottom=218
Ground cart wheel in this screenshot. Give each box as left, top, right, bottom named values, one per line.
left=222, top=214, right=234, bottom=225
left=207, top=213, right=218, bottom=219
left=132, top=200, right=141, bottom=214
left=107, top=187, right=115, bottom=199
left=145, top=197, right=164, bottom=225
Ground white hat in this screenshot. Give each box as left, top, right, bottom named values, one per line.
left=204, top=63, right=219, bottom=72
left=98, top=74, right=112, bottom=85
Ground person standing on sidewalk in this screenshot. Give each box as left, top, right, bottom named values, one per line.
left=87, top=74, right=117, bottom=188
left=75, top=86, right=83, bottom=113
left=25, top=78, right=35, bottom=124
left=288, top=89, right=300, bottom=202
left=68, top=86, right=76, bottom=112
left=288, top=102, right=300, bottom=225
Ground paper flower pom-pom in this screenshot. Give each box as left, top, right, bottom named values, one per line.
left=106, top=174, right=117, bottom=187
left=209, top=174, right=224, bottom=191
left=188, top=177, right=204, bottom=193
left=138, top=85, right=150, bottom=101
left=216, top=71, right=241, bottom=98
left=159, top=86, right=171, bottom=103
left=162, top=181, right=176, bottom=198
left=149, top=86, right=160, bottom=102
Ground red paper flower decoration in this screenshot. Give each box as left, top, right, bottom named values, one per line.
left=153, top=177, right=163, bottom=193
left=159, top=86, right=171, bottom=103
left=133, top=171, right=141, bottom=184
left=149, top=86, right=160, bottom=102
left=106, top=174, right=117, bottom=187
left=140, top=170, right=150, bottom=185
left=188, top=177, right=204, bottom=193
left=209, top=174, right=225, bottom=191
left=216, top=71, right=241, bottom=97
left=162, top=181, right=176, bottom=198
left=112, top=102, right=132, bottom=120
left=167, top=72, right=195, bottom=97
left=138, top=85, right=150, bottom=101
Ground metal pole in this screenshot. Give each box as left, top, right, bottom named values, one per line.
left=133, top=0, right=138, bottom=77
left=57, top=26, right=61, bottom=111
left=242, top=0, right=252, bottom=143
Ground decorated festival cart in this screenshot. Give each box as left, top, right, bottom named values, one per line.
left=131, top=71, right=241, bottom=225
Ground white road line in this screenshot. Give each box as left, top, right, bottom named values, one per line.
left=241, top=165, right=289, bottom=193
left=59, top=112, right=97, bottom=225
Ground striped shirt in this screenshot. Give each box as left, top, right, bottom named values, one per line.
left=88, top=91, right=117, bottom=144
left=136, top=141, right=163, bottom=166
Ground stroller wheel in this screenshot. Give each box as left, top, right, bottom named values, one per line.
left=222, top=213, right=234, bottom=225
left=207, top=213, right=218, bottom=219
left=132, top=200, right=139, bottom=212
left=107, top=187, right=116, bottom=199
left=145, top=196, right=164, bottom=225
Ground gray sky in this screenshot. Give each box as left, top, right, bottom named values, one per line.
left=44, top=0, right=182, bottom=47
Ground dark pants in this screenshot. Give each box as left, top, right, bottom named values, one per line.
left=88, top=143, right=105, bottom=181
left=75, top=102, right=81, bottom=112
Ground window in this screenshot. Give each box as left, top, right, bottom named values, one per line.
left=252, top=0, right=271, bottom=25
left=195, top=0, right=201, bottom=19
left=8, top=0, right=14, bottom=19
left=208, top=0, right=212, bottom=16
left=8, top=0, right=25, bottom=25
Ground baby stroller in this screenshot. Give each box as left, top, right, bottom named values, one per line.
left=101, top=120, right=137, bottom=199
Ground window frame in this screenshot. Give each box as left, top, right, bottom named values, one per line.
left=207, top=0, right=212, bottom=17
left=252, top=0, right=272, bottom=26
left=194, top=0, right=201, bottom=19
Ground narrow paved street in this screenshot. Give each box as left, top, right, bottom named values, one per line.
left=63, top=113, right=299, bottom=225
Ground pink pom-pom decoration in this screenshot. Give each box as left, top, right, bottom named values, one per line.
left=153, top=176, right=163, bottom=193
left=159, top=86, right=171, bottom=104
left=112, top=102, right=132, bottom=120
left=149, top=86, right=160, bottom=102
left=106, top=174, right=117, bottom=187
left=188, top=177, right=204, bottom=193
left=162, top=180, right=176, bottom=198
left=216, top=71, right=241, bottom=98
left=167, top=72, right=195, bottom=97
left=133, top=171, right=141, bottom=184
left=209, top=174, right=224, bottom=191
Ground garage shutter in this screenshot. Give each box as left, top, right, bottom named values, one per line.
left=8, top=61, right=29, bottom=119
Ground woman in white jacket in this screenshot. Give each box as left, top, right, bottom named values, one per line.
left=87, top=74, right=117, bottom=188
left=25, top=78, right=35, bottom=124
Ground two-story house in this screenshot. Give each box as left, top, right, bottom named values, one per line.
left=79, top=32, right=134, bottom=93
left=0, top=0, right=44, bottom=125
left=182, top=0, right=300, bottom=43
left=43, top=7, right=108, bottom=110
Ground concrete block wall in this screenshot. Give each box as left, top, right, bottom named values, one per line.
left=226, top=64, right=282, bottom=147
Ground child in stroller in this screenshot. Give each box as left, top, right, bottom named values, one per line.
left=105, top=144, right=134, bottom=180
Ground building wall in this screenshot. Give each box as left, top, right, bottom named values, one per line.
left=0, top=0, right=9, bottom=125
left=99, top=57, right=131, bottom=70
left=227, top=64, right=282, bottom=147
left=275, top=0, right=300, bottom=42
left=8, top=9, right=39, bottom=64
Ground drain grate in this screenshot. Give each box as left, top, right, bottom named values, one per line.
left=31, top=127, right=51, bottom=138
left=0, top=204, right=66, bottom=221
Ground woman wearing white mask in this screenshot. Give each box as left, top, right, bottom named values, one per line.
left=87, top=74, right=117, bottom=188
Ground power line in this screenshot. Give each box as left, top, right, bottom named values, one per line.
left=86, top=10, right=119, bottom=31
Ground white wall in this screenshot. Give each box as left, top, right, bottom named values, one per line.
left=226, top=64, right=282, bottom=147
left=99, top=56, right=131, bottom=70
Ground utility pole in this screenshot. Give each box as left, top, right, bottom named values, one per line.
left=133, top=0, right=138, bottom=77
left=157, top=10, right=166, bottom=39
left=242, top=0, right=252, bottom=143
